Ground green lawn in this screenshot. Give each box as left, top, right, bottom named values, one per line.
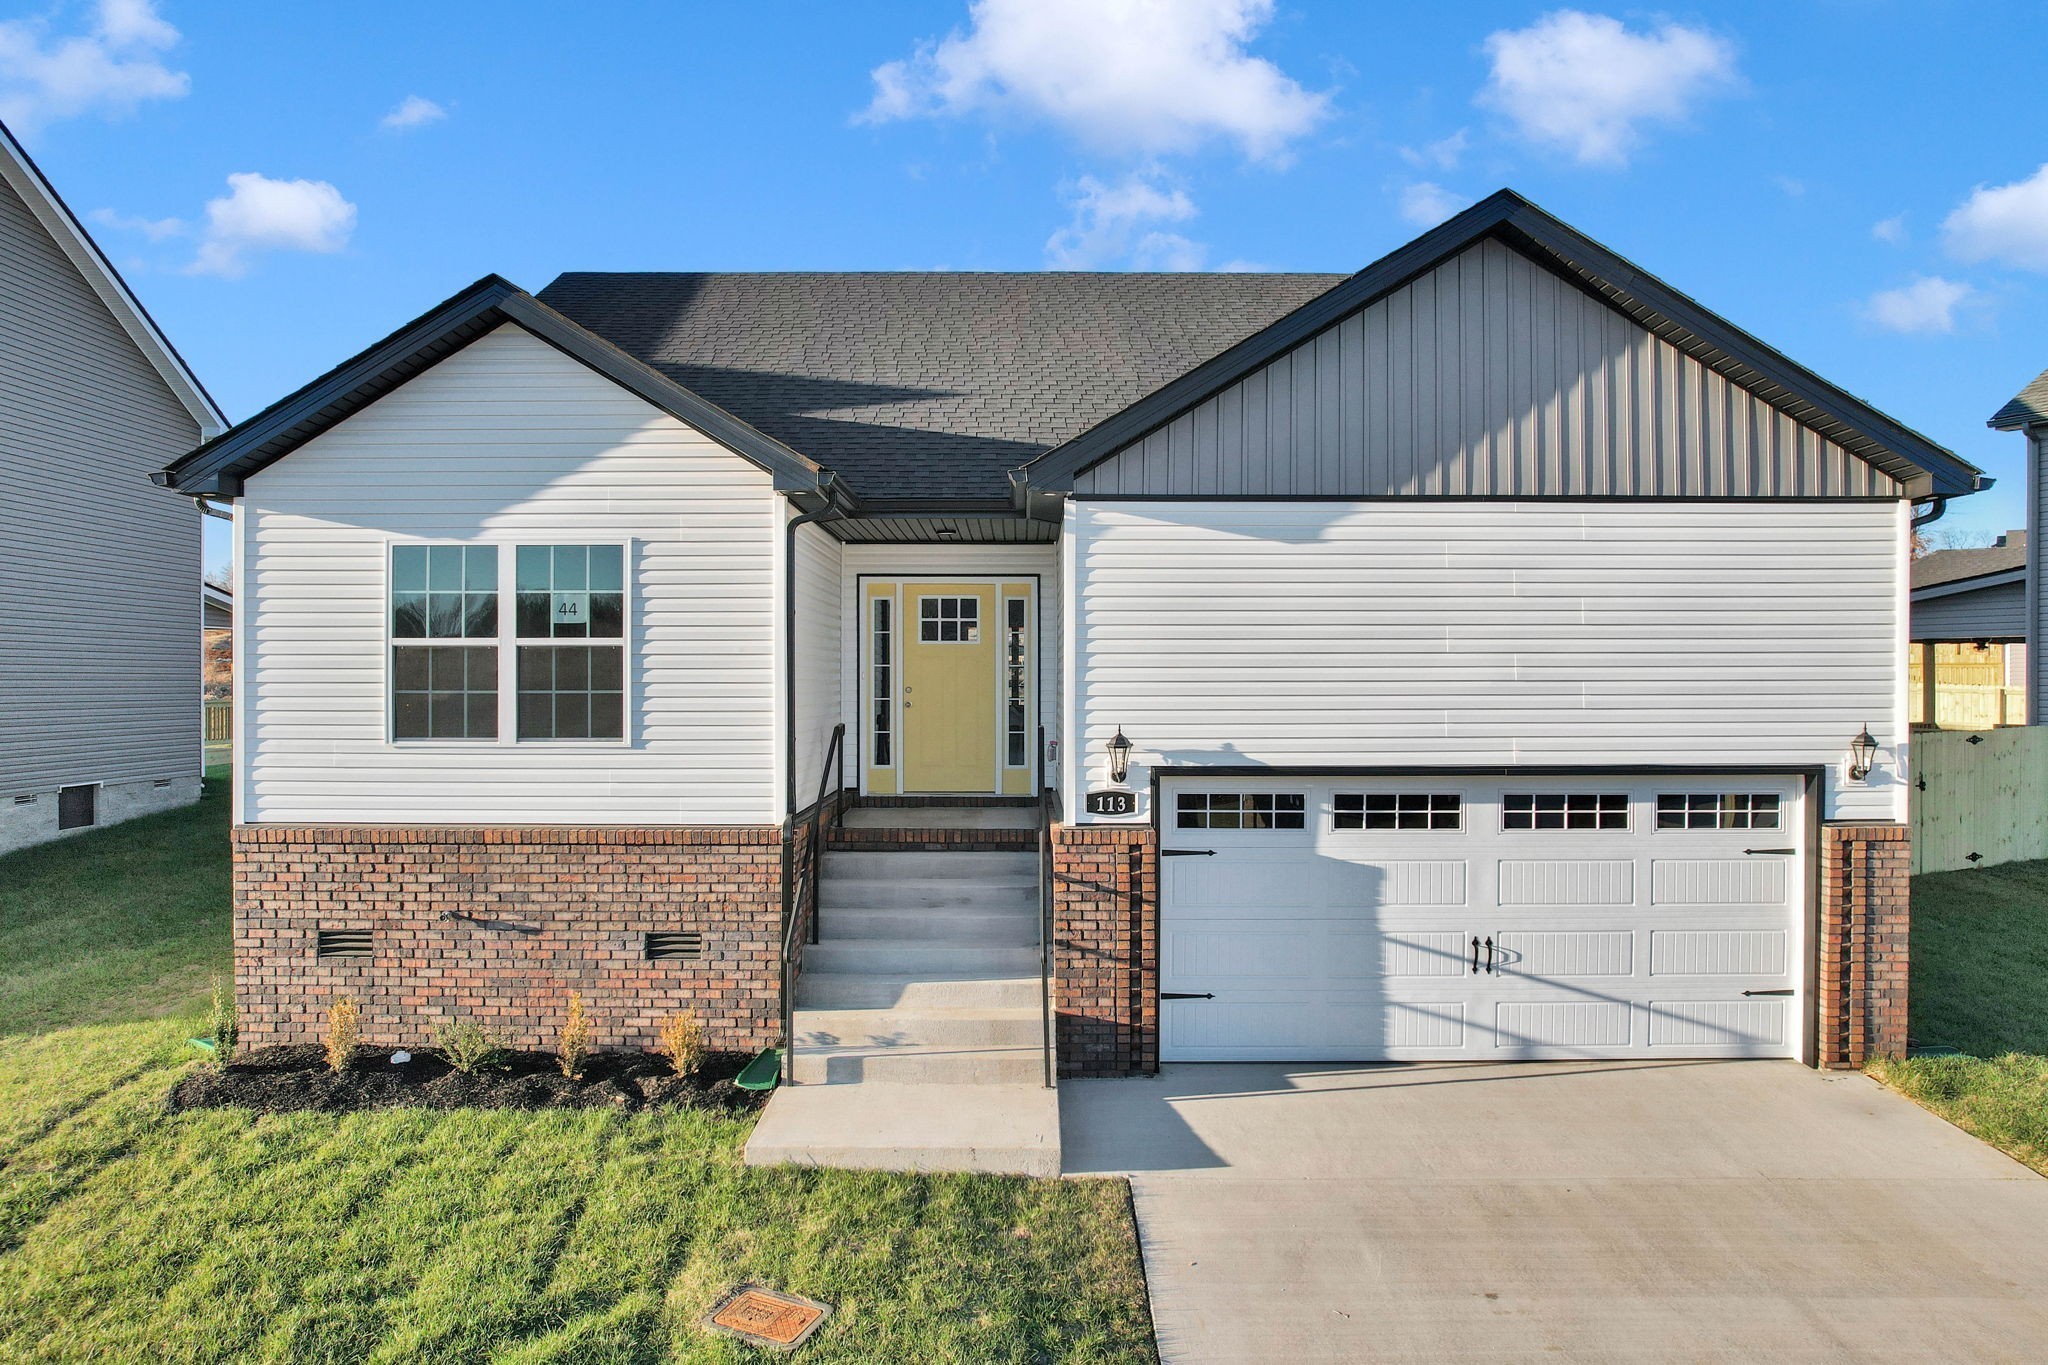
left=0, top=778, right=1155, bottom=1363
left=1869, top=859, right=2048, bottom=1176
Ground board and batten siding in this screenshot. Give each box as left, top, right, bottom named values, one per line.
left=239, top=324, right=785, bottom=824
left=1074, top=239, right=1899, bottom=500
left=0, top=173, right=201, bottom=795
left=1065, top=499, right=1906, bottom=824
left=1912, top=580, right=2025, bottom=642
left=792, top=518, right=843, bottom=805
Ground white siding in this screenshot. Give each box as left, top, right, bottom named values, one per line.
left=1075, top=239, right=1898, bottom=500
left=240, top=325, right=783, bottom=824
left=839, top=542, right=1062, bottom=781
left=0, top=173, right=201, bottom=797
left=1066, top=499, right=1905, bottom=823
left=792, top=518, right=843, bottom=806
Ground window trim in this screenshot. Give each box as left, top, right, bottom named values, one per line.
left=1175, top=791, right=1309, bottom=832
left=916, top=593, right=982, bottom=644
left=1331, top=791, right=1464, bottom=832
left=1653, top=791, right=1784, bottom=832
left=1500, top=791, right=1632, bottom=832
left=382, top=539, right=633, bottom=748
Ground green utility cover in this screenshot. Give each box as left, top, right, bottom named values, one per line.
left=736, top=1048, right=781, bottom=1092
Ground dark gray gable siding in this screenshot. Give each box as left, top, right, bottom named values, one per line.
left=1912, top=579, right=2025, bottom=642
left=1074, top=238, right=1900, bottom=499
left=0, top=173, right=201, bottom=792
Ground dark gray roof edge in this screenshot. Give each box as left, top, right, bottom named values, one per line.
left=155, top=275, right=837, bottom=501
left=1989, top=364, right=2048, bottom=430
left=1021, top=189, right=1987, bottom=500
left=1912, top=566, right=2025, bottom=601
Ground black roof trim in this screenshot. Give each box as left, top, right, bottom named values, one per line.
left=1021, top=190, right=1986, bottom=500
left=1912, top=566, right=2025, bottom=602
left=155, top=275, right=834, bottom=499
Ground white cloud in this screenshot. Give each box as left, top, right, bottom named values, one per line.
left=0, top=0, right=186, bottom=131
left=1399, top=129, right=1469, bottom=171
left=860, top=0, right=1329, bottom=164
left=380, top=94, right=446, bottom=132
left=1942, top=163, right=2048, bottom=272
left=88, top=205, right=184, bottom=240
left=1862, top=276, right=1975, bottom=334
left=188, top=172, right=356, bottom=278
left=1045, top=171, right=1205, bottom=269
left=1871, top=214, right=1906, bottom=245
left=1477, top=10, right=1738, bottom=167
left=1398, top=181, right=1467, bottom=229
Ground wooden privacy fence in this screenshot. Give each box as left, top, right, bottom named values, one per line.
left=1911, top=726, right=2048, bottom=873
left=1907, top=684, right=2027, bottom=731
left=203, top=700, right=231, bottom=744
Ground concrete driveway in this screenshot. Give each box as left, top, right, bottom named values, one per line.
left=1062, top=1061, right=2048, bottom=1363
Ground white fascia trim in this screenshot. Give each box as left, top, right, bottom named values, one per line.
left=0, top=120, right=227, bottom=438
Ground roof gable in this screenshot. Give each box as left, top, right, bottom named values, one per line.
left=156, top=276, right=836, bottom=501
left=0, top=119, right=222, bottom=438
left=1990, top=364, right=2048, bottom=430
left=1025, top=190, right=1984, bottom=500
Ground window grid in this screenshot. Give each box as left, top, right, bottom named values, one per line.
left=391, top=544, right=499, bottom=741
left=514, top=544, right=625, bottom=741
left=1004, top=597, right=1028, bottom=768
left=516, top=644, right=623, bottom=741
left=515, top=544, right=624, bottom=640
left=918, top=595, right=979, bottom=643
left=1503, top=793, right=1629, bottom=831
left=1176, top=792, right=1307, bottom=831
left=392, top=544, right=497, bottom=640
left=1334, top=792, right=1462, bottom=831
left=872, top=597, right=893, bottom=767
left=393, top=644, right=498, bottom=739
left=1656, top=793, right=1782, bottom=830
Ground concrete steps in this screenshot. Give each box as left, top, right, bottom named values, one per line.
left=745, top=827, right=1059, bottom=1177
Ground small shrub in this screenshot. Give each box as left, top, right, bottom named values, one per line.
left=323, top=997, right=360, bottom=1073
left=656, top=1010, right=705, bottom=1077
left=558, top=991, right=591, bottom=1079
left=435, top=1016, right=507, bottom=1074
left=206, top=975, right=238, bottom=1065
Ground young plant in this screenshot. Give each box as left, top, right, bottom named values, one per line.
left=435, top=1016, right=507, bottom=1074
left=206, top=975, right=238, bottom=1065
left=558, top=991, right=591, bottom=1079
left=324, top=997, right=361, bottom=1073
left=656, top=1010, right=705, bottom=1077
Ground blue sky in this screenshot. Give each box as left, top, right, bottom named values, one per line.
left=5, top=1, right=2045, bottom=573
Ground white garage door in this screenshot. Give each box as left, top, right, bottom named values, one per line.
left=1159, top=774, right=1807, bottom=1061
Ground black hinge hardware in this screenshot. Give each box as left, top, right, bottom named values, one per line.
left=1741, top=989, right=1795, bottom=997
left=1161, top=992, right=1215, bottom=1000
left=1743, top=847, right=1797, bottom=855
left=1161, top=848, right=1216, bottom=857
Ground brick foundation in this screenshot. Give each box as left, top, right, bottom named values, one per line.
left=233, top=824, right=788, bottom=1055
left=1817, top=821, right=1911, bottom=1067
left=1051, top=821, right=1158, bottom=1077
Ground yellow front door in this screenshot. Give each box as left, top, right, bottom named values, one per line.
left=901, top=582, right=999, bottom=791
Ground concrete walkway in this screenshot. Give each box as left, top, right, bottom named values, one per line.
left=1063, top=1061, right=2048, bottom=1363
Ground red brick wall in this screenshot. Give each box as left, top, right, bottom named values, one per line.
left=232, top=825, right=785, bottom=1054
left=1051, top=822, right=1158, bottom=1077
left=1818, top=822, right=1911, bottom=1067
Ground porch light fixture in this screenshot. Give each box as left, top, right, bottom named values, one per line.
left=1106, top=727, right=1133, bottom=785
left=1848, top=725, right=1879, bottom=782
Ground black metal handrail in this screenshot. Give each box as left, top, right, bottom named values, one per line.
left=1036, top=724, right=1056, bottom=1089
left=780, top=722, right=846, bottom=1084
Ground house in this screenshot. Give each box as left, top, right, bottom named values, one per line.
left=0, top=119, right=225, bottom=855
left=157, top=190, right=1982, bottom=1173
left=1990, top=367, right=2048, bottom=725
left=1910, top=532, right=2026, bottom=728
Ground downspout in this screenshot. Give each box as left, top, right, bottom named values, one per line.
left=1910, top=496, right=1948, bottom=531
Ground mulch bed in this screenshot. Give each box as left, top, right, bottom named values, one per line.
left=166, top=1046, right=767, bottom=1116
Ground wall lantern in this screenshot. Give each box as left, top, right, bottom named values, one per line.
left=1847, top=725, right=1879, bottom=782
left=1106, top=727, right=1134, bottom=785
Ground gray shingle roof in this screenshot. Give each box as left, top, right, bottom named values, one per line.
left=1990, top=364, right=2048, bottom=430
left=535, top=272, right=1345, bottom=500
left=1912, top=531, right=2027, bottom=590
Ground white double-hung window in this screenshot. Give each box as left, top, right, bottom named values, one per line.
left=514, top=544, right=627, bottom=741
left=390, top=544, right=499, bottom=740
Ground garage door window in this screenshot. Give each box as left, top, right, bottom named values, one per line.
left=1503, top=793, right=1628, bottom=831
left=1333, top=793, right=1461, bottom=831
left=1656, top=793, right=1781, bottom=830
left=1177, top=792, right=1305, bottom=830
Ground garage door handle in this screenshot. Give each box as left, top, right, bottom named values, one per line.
left=1485, top=936, right=1495, bottom=975
left=1741, top=989, right=1794, bottom=997
left=1744, top=847, right=1796, bottom=855
left=1161, top=849, right=1216, bottom=857
left=1161, top=992, right=1215, bottom=1000
left=1470, top=937, right=1481, bottom=974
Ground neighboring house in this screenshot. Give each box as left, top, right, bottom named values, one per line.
left=158, top=191, right=1983, bottom=1171
left=1910, top=532, right=2027, bottom=728
left=1990, top=367, right=2048, bottom=725
left=0, top=120, right=225, bottom=855
left=203, top=580, right=234, bottom=633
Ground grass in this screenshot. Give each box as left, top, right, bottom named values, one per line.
left=1867, top=859, right=2048, bottom=1176
left=0, top=776, right=1156, bottom=1363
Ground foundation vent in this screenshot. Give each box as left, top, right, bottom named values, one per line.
left=644, top=931, right=705, bottom=961
left=316, top=928, right=374, bottom=959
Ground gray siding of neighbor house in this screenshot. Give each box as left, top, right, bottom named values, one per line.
left=1914, top=581, right=2026, bottom=641
left=1074, top=239, right=1902, bottom=500
left=0, top=173, right=201, bottom=797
